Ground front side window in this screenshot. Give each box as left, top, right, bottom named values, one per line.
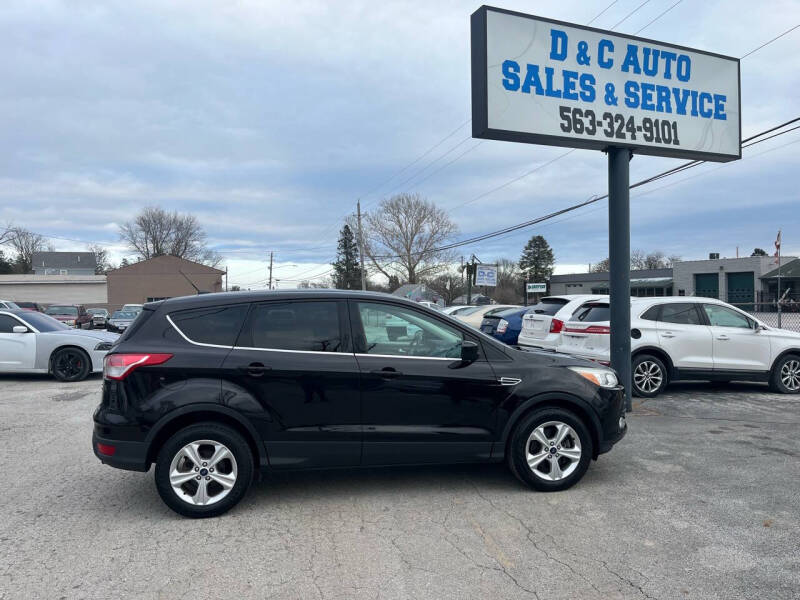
left=660, top=303, right=703, bottom=325
left=171, top=304, right=249, bottom=346
left=357, top=302, right=463, bottom=358
left=0, top=314, right=22, bottom=333
left=240, top=301, right=342, bottom=352
left=703, top=304, right=752, bottom=329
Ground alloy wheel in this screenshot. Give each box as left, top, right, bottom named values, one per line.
left=634, top=360, right=663, bottom=394
left=781, top=359, right=800, bottom=391
left=55, top=351, right=84, bottom=379
left=168, top=440, right=238, bottom=506
left=525, top=421, right=582, bottom=481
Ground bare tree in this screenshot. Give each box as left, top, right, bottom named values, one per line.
left=360, top=193, right=458, bottom=284
left=0, top=222, right=15, bottom=247
left=424, top=269, right=465, bottom=306
left=119, top=206, right=222, bottom=267
left=7, top=227, right=46, bottom=273
left=492, top=258, right=523, bottom=304
left=88, top=244, right=113, bottom=274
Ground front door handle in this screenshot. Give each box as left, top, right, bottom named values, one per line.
left=370, top=368, right=402, bottom=379
left=239, top=362, right=271, bottom=377
left=661, top=331, right=676, bottom=338
left=716, top=335, right=730, bottom=341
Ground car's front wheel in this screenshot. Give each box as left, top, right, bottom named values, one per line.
left=154, top=423, right=254, bottom=518
left=507, top=408, right=593, bottom=492
left=770, top=354, right=800, bottom=394
left=51, top=347, right=91, bottom=382
left=632, top=354, right=668, bottom=397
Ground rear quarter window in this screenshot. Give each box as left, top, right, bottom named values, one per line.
left=169, top=304, right=249, bottom=346
left=574, top=304, right=610, bottom=322
left=528, top=299, right=568, bottom=316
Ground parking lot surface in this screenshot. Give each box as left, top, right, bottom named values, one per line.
left=1, top=376, right=798, bottom=600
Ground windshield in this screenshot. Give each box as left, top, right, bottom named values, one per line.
left=112, top=311, right=137, bottom=319
left=574, top=304, right=611, bottom=322
left=19, top=312, right=71, bottom=332
left=46, top=305, right=78, bottom=316
left=456, top=306, right=482, bottom=316
left=529, top=298, right=569, bottom=316
left=87, top=308, right=107, bottom=315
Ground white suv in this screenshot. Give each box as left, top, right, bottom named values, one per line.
left=558, top=297, right=800, bottom=397
left=517, top=295, right=608, bottom=350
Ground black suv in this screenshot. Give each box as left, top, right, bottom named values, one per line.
left=93, top=291, right=627, bottom=517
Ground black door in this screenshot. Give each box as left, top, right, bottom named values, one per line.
left=350, top=299, right=504, bottom=466
left=222, top=299, right=361, bottom=468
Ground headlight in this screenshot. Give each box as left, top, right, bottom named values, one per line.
left=497, top=319, right=509, bottom=334
left=66, top=320, right=76, bottom=326
left=94, top=342, right=114, bottom=351
left=568, top=366, right=618, bottom=388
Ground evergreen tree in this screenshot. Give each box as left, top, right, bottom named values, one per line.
left=0, top=250, right=12, bottom=274
left=332, top=225, right=363, bottom=290
left=519, top=235, right=555, bottom=286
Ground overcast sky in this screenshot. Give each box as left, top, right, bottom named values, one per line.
left=1, top=0, right=799, bottom=288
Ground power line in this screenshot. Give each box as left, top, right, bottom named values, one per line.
left=586, top=1, right=618, bottom=26
left=740, top=23, right=800, bottom=59
left=634, top=0, right=683, bottom=35
left=610, top=0, right=653, bottom=30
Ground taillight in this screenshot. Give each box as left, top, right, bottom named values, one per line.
left=497, top=319, right=509, bottom=333
left=103, top=353, right=173, bottom=380
left=550, top=318, right=564, bottom=333
left=584, top=325, right=611, bottom=334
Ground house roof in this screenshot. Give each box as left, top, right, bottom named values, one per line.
left=106, top=254, right=225, bottom=275
left=31, top=252, right=97, bottom=270
left=761, top=258, right=800, bottom=279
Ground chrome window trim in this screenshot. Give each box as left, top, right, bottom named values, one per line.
left=232, top=345, right=351, bottom=356
left=354, top=353, right=459, bottom=361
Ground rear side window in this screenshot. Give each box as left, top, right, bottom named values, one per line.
left=660, top=303, right=703, bottom=325
left=640, top=306, right=660, bottom=321
left=170, top=304, right=249, bottom=346
left=528, top=298, right=568, bottom=316
left=239, top=301, right=342, bottom=352
left=574, top=304, right=610, bottom=322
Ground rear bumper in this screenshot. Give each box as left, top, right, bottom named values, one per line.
left=517, top=332, right=559, bottom=349
left=92, top=429, right=149, bottom=472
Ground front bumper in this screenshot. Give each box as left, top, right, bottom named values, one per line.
left=92, top=428, right=149, bottom=472
left=597, top=385, right=627, bottom=454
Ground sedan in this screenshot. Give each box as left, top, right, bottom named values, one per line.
left=452, top=304, right=521, bottom=329
left=106, top=310, right=139, bottom=333
left=0, top=309, right=117, bottom=381
left=479, top=306, right=532, bottom=345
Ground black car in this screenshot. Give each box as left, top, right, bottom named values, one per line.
left=93, top=290, right=627, bottom=518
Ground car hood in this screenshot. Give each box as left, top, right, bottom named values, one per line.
left=40, top=328, right=119, bottom=342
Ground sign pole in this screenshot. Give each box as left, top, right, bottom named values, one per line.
left=608, top=147, right=632, bottom=411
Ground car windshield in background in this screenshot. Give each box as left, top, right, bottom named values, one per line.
left=456, top=306, right=482, bottom=316
left=528, top=299, right=569, bottom=315
left=87, top=309, right=107, bottom=315
left=19, top=311, right=71, bottom=332
left=45, top=306, right=78, bottom=316
left=111, top=311, right=137, bottom=320
left=574, top=304, right=611, bottom=322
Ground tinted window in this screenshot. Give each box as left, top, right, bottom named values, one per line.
left=529, top=298, right=569, bottom=316
left=703, top=304, right=752, bottom=329
left=14, top=312, right=69, bottom=332
left=660, top=303, right=702, bottom=325
left=241, top=301, right=341, bottom=352
left=171, top=304, right=249, bottom=346
left=112, top=311, right=137, bottom=319
left=0, top=314, right=22, bottom=333
left=574, top=304, right=610, bottom=322
left=357, top=302, right=463, bottom=358
left=640, top=306, right=660, bottom=321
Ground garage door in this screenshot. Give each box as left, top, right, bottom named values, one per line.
left=727, top=272, right=754, bottom=307
left=694, top=273, right=719, bottom=299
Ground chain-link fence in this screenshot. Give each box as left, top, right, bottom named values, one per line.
left=732, top=301, right=800, bottom=332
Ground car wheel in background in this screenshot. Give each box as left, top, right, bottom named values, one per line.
left=507, top=408, right=593, bottom=492
left=51, top=347, right=91, bottom=382
left=154, top=423, right=254, bottom=518
left=632, top=354, right=668, bottom=398
left=770, top=354, right=800, bottom=394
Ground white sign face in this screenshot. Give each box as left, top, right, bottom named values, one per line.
left=475, top=265, right=498, bottom=287
left=526, top=282, right=547, bottom=293
left=471, top=7, right=741, bottom=161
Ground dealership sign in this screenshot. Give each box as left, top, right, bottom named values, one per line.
left=475, top=265, right=498, bottom=286
left=471, top=6, right=741, bottom=161
left=526, top=282, right=547, bottom=293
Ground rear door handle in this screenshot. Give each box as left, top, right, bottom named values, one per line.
left=370, top=368, right=402, bottom=379
left=238, top=362, right=271, bottom=377
left=661, top=331, right=676, bottom=338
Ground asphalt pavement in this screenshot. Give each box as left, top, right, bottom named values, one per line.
left=1, top=375, right=798, bottom=600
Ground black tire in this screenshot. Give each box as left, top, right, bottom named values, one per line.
left=632, top=354, right=668, bottom=398
left=769, top=354, right=800, bottom=394
left=50, top=347, right=91, bottom=382
left=154, top=422, right=254, bottom=518
left=507, top=408, right=593, bottom=492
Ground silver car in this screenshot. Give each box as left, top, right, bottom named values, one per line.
left=87, top=308, right=109, bottom=329
left=0, top=310, right=118, bottom=381
left=106, top=310, right=138, bottom=333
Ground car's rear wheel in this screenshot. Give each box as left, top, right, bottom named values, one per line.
left=632, top=354, right=668, bottom=397
left=51, top=347, right=91, bottom=382
left=770, top=355, right=800, bottom=394
left=154, top=423, right=253, bottom=518
left=507, top=408, right=593, bottom=492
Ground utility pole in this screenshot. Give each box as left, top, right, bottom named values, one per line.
left=225, top=266, right=228, bottom=292
left=776, top=231, right=782, bottom=328
left=268, top=251, right=274, bottom=291
left=357, top=199, right=367, bottom=291
left=466, top=255, right=475, bottom=305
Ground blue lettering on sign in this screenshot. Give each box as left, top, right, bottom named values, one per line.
left=495, top=27, right=730, bottom=123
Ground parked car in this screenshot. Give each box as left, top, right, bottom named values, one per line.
left=106, top=310, right=139, bottom=333
left=453, top=304, right=521, bottom=329
left=0, top=300, right=20, bottom=310
left=44, top=304, right=91, bottom=329
left=558, top=297, right=800, bottom=397
left=518, top=295, right=608, bottom=350
left=416, top=301, right=442, bottom=311
left=479, top=306, right=533, bottom=345
left=14, top=301, right=44, bottom=312
left=0, top=309, right=117, bottom=381
left=87, top=308, right=110, bottom=329
left=93, top=290, right=627, bottom=518
left=441, top=305, right=476, bottom=316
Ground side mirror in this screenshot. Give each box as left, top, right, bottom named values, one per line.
left=460, top=340, right=479, bottom=363
left=12, top=325, right=29, bottom=334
